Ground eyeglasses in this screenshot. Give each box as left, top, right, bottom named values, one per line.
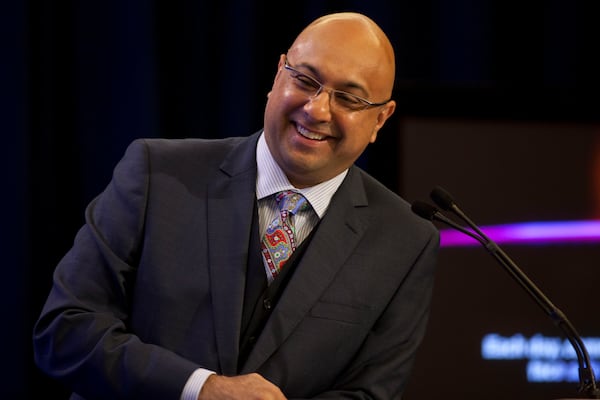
left=283, top=56, right=391, bottom=112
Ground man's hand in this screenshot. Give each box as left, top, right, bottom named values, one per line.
left=199, top=373, right=287, bottom=400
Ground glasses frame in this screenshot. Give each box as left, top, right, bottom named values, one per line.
left=283, top=56, right=391, bottom=112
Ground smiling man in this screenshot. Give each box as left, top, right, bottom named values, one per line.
left=33, top=12, right=439, bottom=400
left=263, top=13, right=396, bottom=189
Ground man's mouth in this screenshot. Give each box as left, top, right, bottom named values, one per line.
left=296, top=123, right=328, bottom=141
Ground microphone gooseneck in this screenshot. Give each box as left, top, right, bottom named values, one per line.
left=411, top=201, right=486, bottom=246
left=412, top=187, right=600, bottom=399
left=430, top=186, right=491, bottom=244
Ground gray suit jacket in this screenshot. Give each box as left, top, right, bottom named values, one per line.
left=33, top=131, right=439, bottom=399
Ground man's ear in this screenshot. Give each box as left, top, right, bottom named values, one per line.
left=268, top=54, right=287, bottom=93
left=370, top=100, right=396, bottom=143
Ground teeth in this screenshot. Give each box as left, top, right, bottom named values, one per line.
left=297, top=124, right=326, bottom=140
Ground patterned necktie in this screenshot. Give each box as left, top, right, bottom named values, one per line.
left=261, top=190, right=309, bottom=283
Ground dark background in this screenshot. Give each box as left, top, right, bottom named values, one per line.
left=399, top=120, right=600, bottom=400
left=3, top=1, right=599, bottom=398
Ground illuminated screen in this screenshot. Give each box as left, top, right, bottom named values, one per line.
left=399, top=119, right=600, bottom=400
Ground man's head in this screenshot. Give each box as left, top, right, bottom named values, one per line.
left=263, top=12, right=396, bottom=188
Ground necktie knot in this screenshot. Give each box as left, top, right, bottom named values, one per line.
left=275, top=190, right=309, bottom=215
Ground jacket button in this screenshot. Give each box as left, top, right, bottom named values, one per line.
left=263, top=299, right=272, bottom=310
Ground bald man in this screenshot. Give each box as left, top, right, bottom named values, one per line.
left=33, top=12, right=439, bottom=400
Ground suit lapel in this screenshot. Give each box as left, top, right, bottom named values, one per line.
left=207, top=134, right=260, bottom=375
left=242, top=167, right=369, bottom=372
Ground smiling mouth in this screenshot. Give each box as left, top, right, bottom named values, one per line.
left=296, top=123, right=328, bottom=141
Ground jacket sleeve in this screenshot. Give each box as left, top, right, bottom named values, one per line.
left=32, top=139, right=199, bottom=400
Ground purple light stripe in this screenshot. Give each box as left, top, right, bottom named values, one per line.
left=440, top=220, right=600, bottom=247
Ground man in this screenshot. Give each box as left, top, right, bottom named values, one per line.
left=33, top=12, right=439, bottom=399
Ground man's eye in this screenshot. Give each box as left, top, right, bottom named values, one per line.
left=294, top=74, right=320, bottom=90
left=335, top=92, right=362, bottom=106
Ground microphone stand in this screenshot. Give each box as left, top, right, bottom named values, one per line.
left=414, top=187, right=600, bottom=398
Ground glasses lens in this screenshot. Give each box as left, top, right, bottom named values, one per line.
left=284, top=61, right=375, bottom=111
left=294, top=73, right=321, bottom=96
left=332, top=91, right=369, bottom=111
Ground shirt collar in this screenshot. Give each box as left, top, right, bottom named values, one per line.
left=256, top=131, right=347, bottom=218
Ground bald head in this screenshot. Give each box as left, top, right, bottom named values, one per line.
left=287, top=12, right=396, bottom=99
left=303, top=12, right=395, bottom=63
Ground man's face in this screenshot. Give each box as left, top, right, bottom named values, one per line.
left=262, top=18, right=396, bottom=188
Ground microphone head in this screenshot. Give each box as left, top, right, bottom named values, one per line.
left=430, top=186, right=455, bottom=211
left=411, top=201, right=439, bottom=221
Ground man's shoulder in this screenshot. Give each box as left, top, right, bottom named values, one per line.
left=351, top=166, right=405, bottom=204
left=124, top=132, right=259, bottom=165
left=351, top=166, right=437, bottom=233
left=137, top=133, right=256, bottom=154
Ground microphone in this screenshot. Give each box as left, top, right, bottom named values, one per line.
left=412, top=187, right=600, bottom=399
left=411, top=201, right=486, bottom=246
